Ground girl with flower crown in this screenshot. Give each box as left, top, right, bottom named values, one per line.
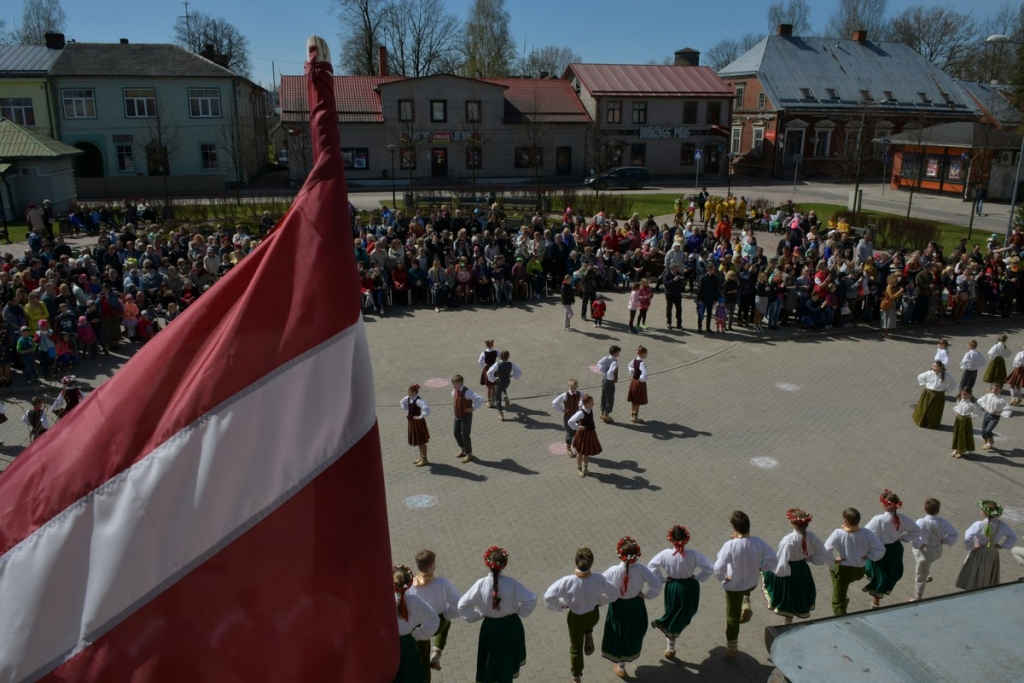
left=601, top=537, right=663, bottom=678
left=393, top=564, right=439, bottom=683
left=646, top=525, right=715, bottom=661
left=956, top=500, right=1019, bottom=590
left=863, top=490, right=922, bottom=608
left=761, top=509, right=828, bottom=624
left=457, top=546, right=537, bottom=683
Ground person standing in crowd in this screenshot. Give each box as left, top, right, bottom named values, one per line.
left=951, top=387, right=981, bottom=458
left=561, top=275, right=576, bottom=331
left=913, top=360, right=952, bottom=428
left=761, top=508, right=828, bottom=624
left=959, top=339, right=985, bottom=393
left=450, top=374, right=483, bottom=464
left=825, top=508, right=885, bottom=615
left=863, top=490, right=922, bottom=609
left=478, top=340, right=498, bottom=409
left=544, top=547, right=618, bottom=683
left=486, top=350, right=522, bottom=422
left=977, top=382, right=1012, bottom=451
left=401, top=383, right=431, bottom=468
left=579, top=261, right=597, bottom=322
left=393, top=564, right=439, bottom=683
left=910, top=499, right=958, bottom=601
left=648, top=524, right=714, bottom=660
left=598, top=346, right=620, bottom=423
left=878, top=273, right=903, bottom=338
left=957, top=500, right=1017, bottom=590
left=626, top=346, right=649, bottom=424
left=983, top=335, right=1010, bottom=385
left=713, top=511, right=778, bottom=658
left=568, top=394, right=602, bottom=478
left=663, top=263, right=684, bottom=329
left=552, top=378, right=582, bottom=457
left=458, top=546, right=537, bottom=683
left=408, top=550, right=461, bottom=680
left=601, top=536, right=662, bottom=678
left=626, top=282, right=641, bottom=334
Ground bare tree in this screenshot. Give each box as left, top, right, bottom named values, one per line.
left=142, top=100, right=182, bottom=210
left=706, top=33, right=763, bottom=70
left=461, top=0, right=516, bottom=78
left=0, top=18, right=8, bottom=43
left=457, top=122, right=485, bottom=198
left=215, top=122, right=249, bottom=203
left=767, top=0, right=812, bottom=34
left=332, top=0, right=386, bottom=75
left=379, top=0, right=462, bottom=76
left=12, top=0, right=65, bottom=45
left=519, top=45, right=582, bottom=77
left=889, top=6, right=977, bottom=73
left=173, top=11, right=252, bottom=77
left=824, top=0, right=890, bottom=40
left=518, top=84, right=549, bottom=209
left=953, top=2, right=1024, bottom=83
left=828, top=103, right=889, bottom=211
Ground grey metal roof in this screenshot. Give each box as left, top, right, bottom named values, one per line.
left=720, top=35, right=980, bottom=117
left=959, top=81, right=1021, bottom=127
left=0, top=45, right=62, bottom=75
left=49, top=42, right=238, bottom=79
left=0, top=117, right=83, bottom=160
left=877, top=121, right=1022, bottom=150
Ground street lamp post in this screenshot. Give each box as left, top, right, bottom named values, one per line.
left=985, top=34, right=1024, bottom=244
left=386, top=144, right=397, bottom=208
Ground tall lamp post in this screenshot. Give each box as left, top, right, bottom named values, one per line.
left=986, top=34, right=1024, bottom=244
left=386, top=144, right=397, bottom=208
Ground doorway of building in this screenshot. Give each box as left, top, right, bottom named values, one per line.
left=556, top=146, right=572, bottom=175
left=783, top=130, right=804, bottom=169
left=703, top=145, right=720, bottom=174
left=72, top=142, right=104, bottom=177
left=432, top=148, right=448, bottom=177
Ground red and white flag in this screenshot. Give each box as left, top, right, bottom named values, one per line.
left=0, top=39, right=398, bottom=682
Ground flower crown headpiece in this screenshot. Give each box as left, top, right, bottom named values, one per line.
left=980, top=500, right=1003, bottom=518
left=667, top=525, right=690, bottom=555
left=786, top=508, right=812, bottom=525
left=617, top=536, right=641, bottom=563
left=484, top=546, right=509, bottom=571
left=880, top=489, right=902, bottom=510
left=393, top=564, right=413, bottom=593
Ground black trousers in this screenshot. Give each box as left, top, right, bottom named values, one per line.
left=453, top=413, right=473, bottom=454
left=960, top=369, right=977, bottom=393
left=665, top=294, right=682, bottom=326
left=601, top=379, right=616, bottom=415
left=581, top=291, right=596, bottom=319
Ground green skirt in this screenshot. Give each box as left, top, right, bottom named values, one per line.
left=762, top=559, right=816, bottom=619
left=475, top=614, right=527, bottom=683
left=651, top=576, right=700, bottom=638
left=912, top=388, right=944, bottom=428
left=601, top=595, right=649, bottom=663
left=864, top=541, right=905, bottom=598
left=395, top=634, right=425, bottom=683
left=952, top=414, right=975, bottom=452
left=983, top=357, right=1007, bottom=384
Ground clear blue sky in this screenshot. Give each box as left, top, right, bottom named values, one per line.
left=3, top=0, right=1006, bottom=87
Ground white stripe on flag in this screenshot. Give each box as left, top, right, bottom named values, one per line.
left=0, top=322, right=376, bottom=683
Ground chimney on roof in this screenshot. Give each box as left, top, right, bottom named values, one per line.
left=674, top=48, right=700, bottom=66
left=44, top=32, right=65, bottom=50
left=853, top=29, right=868, bottom=43
left=378, top=45, right=389, bottom=77
left=119, top=38, right=129, bottom=45
left=778, top=23, right=793, bottom=36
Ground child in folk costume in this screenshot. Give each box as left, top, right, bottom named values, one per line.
left=457, top=546, right=537, bottom=683
left=863, top=490, right=922, bottom=608
left=1006, top=341, right=1024, bottom=404
left=959, top=339, right=985, bottom=393
left=626, top=346, right=648, bottom=424
left=478, top=340, right=499, bottom=408
left=22, top=395, right=49, bottom=442
left=977, top=383, right=1012, bottom=451
left=910, top=499, right=958, bottom=601
left=934, top=338, right=949, bottom=367
left=601, top=537, right=663, bottom=678
left=824, top=507, right=885, bottom=615
left=983, top=334, right=1011, bottom=384
left=52, top=375, right=86, bottom=419
left=761, top=508, right=828, bottom=624
left=394, top=564, right=439, bottom=683
left=401, top=384, right=431, bottom=467
left=913, top=360, right=952, bottom=428
left=552, top=378, right=583, bottom=457
left=951, top=388, right=981, bottom=458
left=956, top=500, right=1018, bottom=591
left=486, top=350, right=522, bottom=422
left=647, top=525, right=715, bottom=660
left=543, top=547, right=618, bottom=683
left=568, top=395, right=602, bottom=477
left=597, top=346, right=621, bottom=423
left=408, top=550, right=461, bottom=680
left=451, top=375, right=484, bottom=464
left=713, top=511, right=778, bottom=658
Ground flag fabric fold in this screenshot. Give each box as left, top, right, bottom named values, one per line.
left=0, top=40, right=398, bottom=683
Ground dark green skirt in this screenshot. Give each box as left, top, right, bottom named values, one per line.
left=651, top=576, right=700, bottom=638
left=762, top=559, right=816, bottom=619
left=952, top=414, right=975, bottom=452
left=475, top=614, right=527, bottom=683
left=864, top=541, right=905, bottom=598
left=912, top=388, right=944, bottom=428
left=983, top=357, right=1007, bottom=384
left=601, top=595, right=649, bottom=663
left=395, top=633, right=425, bottom=683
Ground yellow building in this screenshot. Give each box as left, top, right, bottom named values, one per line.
left=0, top=42, right=63, bottom=139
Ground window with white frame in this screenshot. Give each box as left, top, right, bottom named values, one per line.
left=813, top=130, right=832, bottom=157
left=731, top=126, right=742, bottom=154
left=189, top=89, right=221, bottom=117
left=200, top=143, right=218, bottom=170
left=844, top=129, right=861, bottom=156
left=752, top=128, right=764, bottom=156
left=0, top=98, right=35, bottom=126
left=124, top=88, right=157, bottom=118
left=116, top=144, right=135, bottom=172
left=62, top=89, right=96, bottom=118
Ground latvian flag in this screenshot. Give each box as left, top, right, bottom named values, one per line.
left=0, top=38, right=398, bottom=682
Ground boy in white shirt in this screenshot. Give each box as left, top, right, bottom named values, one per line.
left=408, top=550, right=461, bottom=679
left=486, top=349, right=522, bottom=422
left=959, top=339, right=985, bottom=393
left=910, top=499, right=958, bottom=601
left=597, top=345, right=621, bottom=423
left=824, top=507, right=885, bottom=615
left=713, top=511, right=778, bottom=658
left=977, top=382, right=1012, bottom=451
